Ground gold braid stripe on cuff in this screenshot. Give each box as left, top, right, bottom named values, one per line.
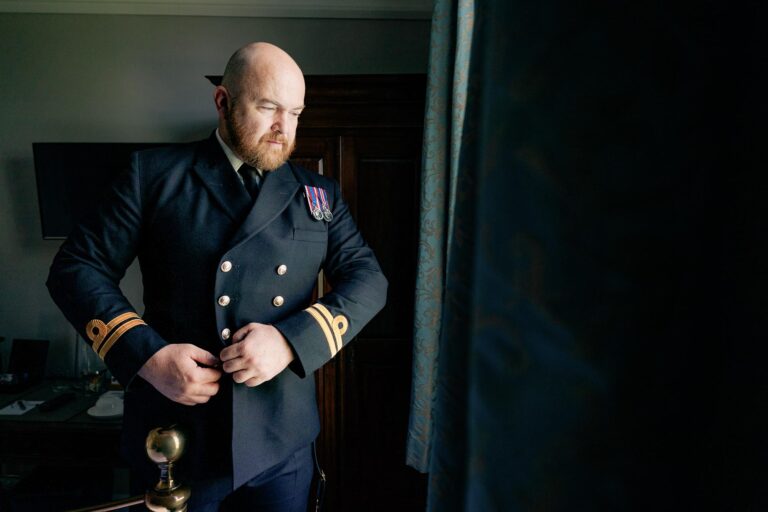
left=305, top=307, right=338, bottom=357
left=306, top=303, right=349, bottom=356
left=310, top=304, right=341, bottom=352
left=86, top=312, right=140, bottom=352
left=312, top=304, right=348, bottom=351
left=97, top=318, right=146, bottom=360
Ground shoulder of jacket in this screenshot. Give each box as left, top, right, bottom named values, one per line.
left=289, top=161, right=337, bottom=190
left=131, top=141, right=197, bottom=168
left=126, top=141, right=204, bottom=189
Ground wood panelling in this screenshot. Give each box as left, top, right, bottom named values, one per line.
left=295, top=75, right=427, bottom=511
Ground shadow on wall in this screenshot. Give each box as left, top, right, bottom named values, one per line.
left=4, top=156, right=41, bottom=251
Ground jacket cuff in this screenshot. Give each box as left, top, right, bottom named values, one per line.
left=81, top=311, right=167, bottom=387
left=104, top=324, right=167, bottom=388
left=274, top=304, right=348, bottom=378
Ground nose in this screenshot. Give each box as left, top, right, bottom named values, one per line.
left=271, top=109, right=290, bottom=133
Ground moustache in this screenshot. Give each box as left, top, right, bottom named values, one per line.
left=261, top=134, right=288, bottom=144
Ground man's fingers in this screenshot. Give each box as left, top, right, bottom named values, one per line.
left=231, top=369, right=252, bottom=384
left=184, top=381, right=220, bottom=402
left=244, top=377, right=264, bottom=387
left=232, top=370, right=267, bottom=387
left=218, top=323, right=290, bottom=387
left=138, top=343, right=224, bottom=406
left=232, top=323, right=257, bottom=343
left=221, top=358, right=248, bottom=374
left=189, top=346, right=220, bottom=367
left=219, top=343, right=241, bottom=362
left=194, top=366, right=223, bottom=383
left=195, top=380, right=220, bottom=397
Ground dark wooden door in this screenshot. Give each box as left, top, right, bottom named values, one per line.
left=293, top=75, right=427, bottom=511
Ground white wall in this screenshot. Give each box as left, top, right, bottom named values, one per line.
left=0, top=12, right=430, bottom=376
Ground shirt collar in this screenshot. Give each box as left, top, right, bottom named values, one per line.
left=215, top=128, right=243, bottom=173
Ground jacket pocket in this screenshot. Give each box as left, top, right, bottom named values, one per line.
left=293, top=228, right=326, bottom=243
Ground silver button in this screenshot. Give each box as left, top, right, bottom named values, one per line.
left=220, top=261, right=232, bottom=272
left=276, top=264, right=288, bottom=276
left=272, top=296, right=285, bottom=307
left=218, top=295, right=231, bottom=307
left=221, top=328, right=231, bottom=340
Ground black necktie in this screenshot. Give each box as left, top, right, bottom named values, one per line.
left=237, top=164, right=262, bottom=201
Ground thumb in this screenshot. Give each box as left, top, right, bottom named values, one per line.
left=188, top=345, right=220, bottom=367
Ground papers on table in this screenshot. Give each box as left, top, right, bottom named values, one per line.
left=0, top=400, right=44, bottom=416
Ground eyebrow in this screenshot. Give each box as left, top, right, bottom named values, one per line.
left=257, top=98, right=305, bottom=111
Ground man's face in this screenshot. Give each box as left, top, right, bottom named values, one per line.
left=224, top=70, right=305, bottom=171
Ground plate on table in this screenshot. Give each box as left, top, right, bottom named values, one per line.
left=87, top=390, right=124, bottom=418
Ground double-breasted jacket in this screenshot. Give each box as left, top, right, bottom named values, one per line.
left=47, top=134, right=388, bottom=488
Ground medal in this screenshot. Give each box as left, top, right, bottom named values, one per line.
left=319, top=188, right=333, bottom=222
left=304, top=185, right=324, bottom=221
left=309, top=187, right=324, bottom=220
left=304, top=185, right=333, bottom=221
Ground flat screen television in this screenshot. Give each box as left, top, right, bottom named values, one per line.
left=33, top=142, right=174, bottom=239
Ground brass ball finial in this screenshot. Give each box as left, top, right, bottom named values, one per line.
left=144, top=425, right=191, bottom=512
left=145, top=426, right=186, bottom=465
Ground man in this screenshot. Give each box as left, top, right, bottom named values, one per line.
left=47, top=42, right=387, bottom=511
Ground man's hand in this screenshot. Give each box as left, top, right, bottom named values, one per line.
left=138, top=344, right=222, bottom=406
left=220, top=323, right=295, bottom=387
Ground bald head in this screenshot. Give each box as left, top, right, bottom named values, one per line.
left=215, top=42, right=305, bottom=171
left=222, top=42, right=304, bottom=101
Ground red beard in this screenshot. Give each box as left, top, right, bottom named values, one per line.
left=226, top=112, right=296, bottom=171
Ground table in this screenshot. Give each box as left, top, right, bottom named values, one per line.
left=0, top=380, right=127, bottom=510
left=0, top=380, right=123, bottom=467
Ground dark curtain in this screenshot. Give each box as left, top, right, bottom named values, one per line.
left=409, top=0, right=767, bottom=510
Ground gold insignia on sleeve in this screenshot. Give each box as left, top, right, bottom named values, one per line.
left=304, top=303, right=348, bottom=357
left=305, top=307, right=337, bottom=357
left=85, top=312, right=146, bottom=360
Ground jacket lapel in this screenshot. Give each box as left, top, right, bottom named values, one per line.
left=228, top=162, right=301, bottom=248
left=191, top=135, right=251, bottom=223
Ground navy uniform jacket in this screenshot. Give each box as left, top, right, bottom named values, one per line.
left=46, top=134, right=387, bottom=489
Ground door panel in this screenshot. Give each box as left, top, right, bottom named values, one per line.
left=296, top=75, right=427, bottom=512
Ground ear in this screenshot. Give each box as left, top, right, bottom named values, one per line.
left=213, top=86, right=229, bottom=114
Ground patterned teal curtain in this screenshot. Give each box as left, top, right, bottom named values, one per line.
left=408, top=0, right=605, bottom=509
left=409, top=0, right=766, bottom=509
left=406, top=0, right=475, bottom=473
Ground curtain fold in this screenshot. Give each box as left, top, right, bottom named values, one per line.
left=406, top=0, right=475, bottom=473
left=409, top=1, right=604, bottom=510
